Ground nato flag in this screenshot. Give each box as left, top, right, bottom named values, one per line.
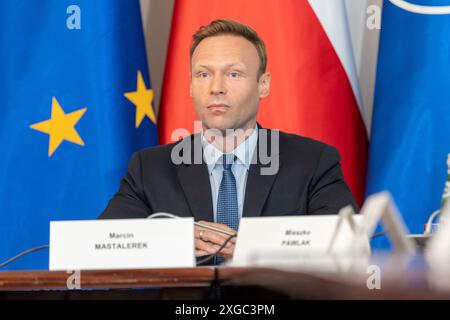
left=367, top=0, right=450, bottom=248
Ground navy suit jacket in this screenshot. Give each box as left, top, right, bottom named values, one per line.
left=99, top=127, right=358, bottom=220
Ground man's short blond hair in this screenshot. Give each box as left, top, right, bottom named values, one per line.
left=190, top=19, right=267, bottom=79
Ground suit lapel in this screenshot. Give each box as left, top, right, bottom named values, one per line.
left=243, top=127, right=281, bottom=217
left=175, top=134, right=214, bottom=222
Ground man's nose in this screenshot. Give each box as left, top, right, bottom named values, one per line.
left=210, top=75, right=226, bottom=95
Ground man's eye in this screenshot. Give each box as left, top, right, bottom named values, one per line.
left=199, top=72, right=209, bottom=78
left=229, top=72, right=240, bottom=78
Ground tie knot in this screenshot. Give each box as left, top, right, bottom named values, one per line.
left=222, top=154, right=235, bottom=170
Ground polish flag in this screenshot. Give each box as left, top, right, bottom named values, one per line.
left=158, top=0, right=368, bottom=205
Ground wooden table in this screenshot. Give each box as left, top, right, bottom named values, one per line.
left=2, top=266, right=450, bottom=300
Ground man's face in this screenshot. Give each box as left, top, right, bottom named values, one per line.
left=190, top=35, right=270, bottom=133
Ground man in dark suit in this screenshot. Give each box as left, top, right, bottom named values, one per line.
left=100, top=19, right=358, bottom=262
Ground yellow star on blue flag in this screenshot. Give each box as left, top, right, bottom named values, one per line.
left=30, top=97, right=87, bottom=157
left=124, top=70, right=156, bottom=127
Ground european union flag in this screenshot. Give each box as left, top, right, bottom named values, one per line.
left=0, top=0, right=158, bottom=269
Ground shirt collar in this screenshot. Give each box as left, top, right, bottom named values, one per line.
left=202, top=124, right=258, bottom=173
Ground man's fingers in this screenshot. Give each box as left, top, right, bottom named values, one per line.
left=195, top=249, right=210, bottom=257
left=196, top=244, right=235, bottom=259
left=197, top=230, right=234, bottom=248
left=195, top=238, right=220, bottom=254
left=215, top=245, right=235, bottom=257
left=195, top=227, right=234, bottom=241
left=195, top=225, right=236, bottom=247
left=194, top=222, right=238, bottom=261
left=195, top=235, right=235, bottom=257
left=198, top=220, right=237, bottom=235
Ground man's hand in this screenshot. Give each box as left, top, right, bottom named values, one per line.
left=195, top=220, right=237, bottom=261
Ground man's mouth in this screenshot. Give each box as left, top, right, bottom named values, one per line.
left=207, top=104, right=230, bottom=111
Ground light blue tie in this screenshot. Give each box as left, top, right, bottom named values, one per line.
left=216, top=154, right=239, bottom=264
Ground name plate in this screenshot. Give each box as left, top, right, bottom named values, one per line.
left=49, top=218, right=195, bottom=270
left=232, top=215, right=365, bottom=267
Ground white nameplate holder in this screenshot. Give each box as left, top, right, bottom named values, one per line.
left=231, top=192, right=416, bottom=270
left=231, top=212, right=366, bottom=269
left=349, top=192, right=416, bottom=255
left=327, top=205, right=367, bottom=255
left=49, top=218, right=195, bottom=271
left=425, top=200, right=450, bottom=290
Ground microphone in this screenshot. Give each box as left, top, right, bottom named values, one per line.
left=147, top=212, right=236, bottom=236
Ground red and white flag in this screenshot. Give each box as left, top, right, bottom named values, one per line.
left=158, top=0, right=368, bottom=205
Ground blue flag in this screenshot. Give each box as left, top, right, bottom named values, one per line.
left=0, top=0, right=158, bottom=269
left=367, top=0, right=450, bottom=246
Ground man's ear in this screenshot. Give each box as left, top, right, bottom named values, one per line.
left=258, top=72, right=271, bottom=98
left=189, top=81, right=193, bottom=97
